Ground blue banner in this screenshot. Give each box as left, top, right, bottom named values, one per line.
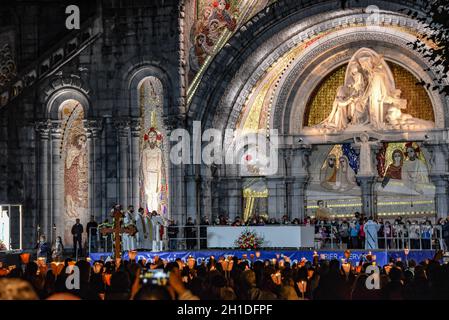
left=89, top=250, right=435, bottom=267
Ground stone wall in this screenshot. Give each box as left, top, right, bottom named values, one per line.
left=0, top=0, right=185, bottom=248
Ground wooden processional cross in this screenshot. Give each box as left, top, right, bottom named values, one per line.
left=100, top=209, right=137, bottom=259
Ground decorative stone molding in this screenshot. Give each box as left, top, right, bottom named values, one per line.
left=188, top=1, right=448, bottom=139
left=117, top=62, right=175, bottom=118
left=42, top=75, right=91, bottom=120
left=43, top=74, right=90, bottom=102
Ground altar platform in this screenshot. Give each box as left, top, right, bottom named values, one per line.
left=89, top=249, right=436, bottom=267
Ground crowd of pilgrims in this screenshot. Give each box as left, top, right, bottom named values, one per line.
left=1, top=250, right=449, bottom=300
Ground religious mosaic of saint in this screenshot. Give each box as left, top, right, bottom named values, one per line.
left=319, top=145, right=358, bottom=193
left=189, top=0, right=238, bottom=79
left=141, top=127, right=164, bottom=213
left=308, top=48, right=434, bottom=133
left=377, top=142, right=431, bottom=195
left=139, top=78, right=168, bottom=218
left=61, top=101, right=88, bottom=245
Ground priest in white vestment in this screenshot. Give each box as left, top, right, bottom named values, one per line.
left=122, top=206, right=137, bottom=252
left=151, top=211, right=165, bottom=252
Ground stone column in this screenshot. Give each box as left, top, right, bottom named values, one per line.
left=425, top=141, right=449, bottom=219
left=85, top=120, right=103, bottom=220
left=291, top=176, right=309, bottom=221
left=164, top=116, right=187, bottom=225
left=267, top=177, right=285, bottom=220
left=200, top=165, right=213, bottom=220
left=171, top=161, right=186, bottom=224
left=431, top=177, right=449, bottom=219
left=50, top=121, right=63, bottom=243
left=357, top=177, right=377, bottom=218
left=85, top=126, right=94, bottom=218
left=227, top=176, right=242, bottom=221
left=117, top=120, right=130, bottom=207
left=352, top=136, right=381, bottom=218
left=290, top=145, right=312, bottom=221
left=185, top=170, right=198, bottom=222
left=210, top=164, right=221, bottom=222
left=36, top=121, right=51, bottom=240
left=102, top=116, right=117, bottom=220
left=130, top=119, right=141, bottom=209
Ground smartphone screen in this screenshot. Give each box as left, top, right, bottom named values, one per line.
left=140, top=268, right=170, bottom=286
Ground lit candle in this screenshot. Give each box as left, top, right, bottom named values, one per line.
left=342, top=263, right=351, bottom=275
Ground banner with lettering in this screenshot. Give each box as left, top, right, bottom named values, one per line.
left=89, top=250, right=435, bottom=267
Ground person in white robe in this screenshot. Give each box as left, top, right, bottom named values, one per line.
left=151, top=211, right=165, bottom=252
left=122, top=206, right=137, bottom=252
left=364, top=218, right=380, bottom=249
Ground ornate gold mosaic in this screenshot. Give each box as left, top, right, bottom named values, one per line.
left=305, top=62, right=435, bottom=127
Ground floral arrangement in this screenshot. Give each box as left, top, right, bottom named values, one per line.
left=234, top=228, right=264, bottom=250
left=0, top=240, right=6, bottom=251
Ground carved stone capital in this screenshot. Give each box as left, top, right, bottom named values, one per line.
left=163, top=114, right=186, bottom=132
left=35, top=120, right=52, bottom=139
left=130, top=118, right=141, bottom=136
left=114, top=118, right=131, bottom=136
left=84, top=119, right=103, bottom=138
left=50, top=121, right=63, bottom=139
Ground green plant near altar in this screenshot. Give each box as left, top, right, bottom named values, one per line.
left=234, top=228, right=264, bottom=250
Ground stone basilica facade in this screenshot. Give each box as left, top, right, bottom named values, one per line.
left=1, top=0, right=448, bottom=249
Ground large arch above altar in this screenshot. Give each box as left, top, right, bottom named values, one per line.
left=188, top=0, right=449, bottom=225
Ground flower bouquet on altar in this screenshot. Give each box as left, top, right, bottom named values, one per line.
left=234, top=228, right=264, bottom=250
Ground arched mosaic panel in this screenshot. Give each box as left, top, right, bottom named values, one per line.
left=139, top=77, right=169, bottom=219
left=60, top=99, right=88, bottom=245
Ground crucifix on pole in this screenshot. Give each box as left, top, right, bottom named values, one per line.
left=100, top=207, right=137, bottom=259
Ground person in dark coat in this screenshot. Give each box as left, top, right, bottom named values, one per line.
left=168, top=220, right=179, bottom=250
left=35, top=235, right=50, bottom=261
left=200, top=216, right=210, bottom=249
left=184, top=217, right=197, bottom=250
left=86, top=216, right=99, bottom=253
left=71, top=218, right=84, bottom=257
